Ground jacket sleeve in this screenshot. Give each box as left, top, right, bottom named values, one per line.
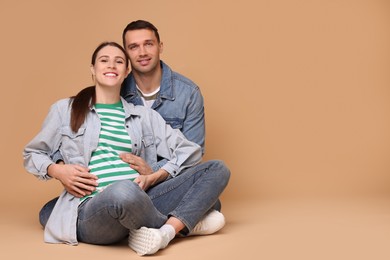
left=23, top=101, right=64, bottom=180
left=149, top=109, right=202, bottom=177
left=181, top=87, right=205, bottom=155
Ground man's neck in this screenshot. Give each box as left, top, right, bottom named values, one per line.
left=133, top=66, right=162, bottom=94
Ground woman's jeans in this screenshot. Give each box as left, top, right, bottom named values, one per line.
left=39, top=160, right=230, bottom=245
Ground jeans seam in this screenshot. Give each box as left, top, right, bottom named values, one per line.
left=147, top=166, right=206, bottom=200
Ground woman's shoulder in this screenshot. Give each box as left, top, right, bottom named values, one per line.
left=50, top=97, right=73, bottom=111
left=122, top=100, right=164, bottom=122
left=121, top=98, right=152, bottom=114
left=54, top=97, right=72, bottom=104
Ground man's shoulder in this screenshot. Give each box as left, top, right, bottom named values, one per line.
left=161, top=61, right=199, bottom=91
left=171, top=70, right=198, bottom=88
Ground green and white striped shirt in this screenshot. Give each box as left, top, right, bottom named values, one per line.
left=81, top=102, right=139, bottom=202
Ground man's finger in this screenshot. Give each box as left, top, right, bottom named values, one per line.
left=120, top=153, right=138, bottom=164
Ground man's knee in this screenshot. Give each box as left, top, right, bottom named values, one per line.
left=208, top=160, right=231, bottom=186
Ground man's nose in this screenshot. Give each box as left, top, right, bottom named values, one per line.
left=139, top=45, right=146, bottom=55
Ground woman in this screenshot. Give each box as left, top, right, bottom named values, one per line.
left=23, top=41, right=230, bottom=256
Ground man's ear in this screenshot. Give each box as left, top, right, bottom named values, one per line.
left=159, top=41, right=164, bottom=54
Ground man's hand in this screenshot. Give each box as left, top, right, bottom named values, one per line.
left=47, top=163, right=98, bottom=198
left=119, top=153, right=153, bottom=175
left=133, top=169, right=169, bottom=191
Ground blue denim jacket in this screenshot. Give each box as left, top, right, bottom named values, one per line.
left=23, top=97, right=202, bottom=245
left=121, top=61, right=205, bottom=163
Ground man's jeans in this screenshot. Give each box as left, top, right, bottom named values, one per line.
left=39, top=160, right=230, bottom=245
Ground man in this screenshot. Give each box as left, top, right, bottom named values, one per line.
left=120, top=20, right=205, bottom=174
left=39, top=20, right=226, bottom=242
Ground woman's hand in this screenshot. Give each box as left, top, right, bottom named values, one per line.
left=47, top=163, right=98, bottom=198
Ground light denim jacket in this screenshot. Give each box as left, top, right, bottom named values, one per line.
left=121, top=61, right=205, bottom=163
left=23, top=97, right=202, bottom=245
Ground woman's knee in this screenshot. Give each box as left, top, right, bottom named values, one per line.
left=39, top=197, right=59, bottom=227
left=104, top=180, right=146, bottom=205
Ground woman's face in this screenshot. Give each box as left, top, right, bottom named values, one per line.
left=91, top=45, right=129, bottom=89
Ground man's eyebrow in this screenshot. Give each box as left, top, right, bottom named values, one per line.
left=128, top=39, right=155, bottom=47
left=127, top=43, right=139, bottom=47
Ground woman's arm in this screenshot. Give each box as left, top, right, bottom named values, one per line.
left=23, top=101, right=64, bottom=180
left=23, top=99, right=98, bottom=196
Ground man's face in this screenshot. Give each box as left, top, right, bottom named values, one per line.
left=124, top=29, right=163, bottom=75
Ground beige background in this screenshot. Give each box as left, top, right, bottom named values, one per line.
left=1, top=0, right=390, bottom=259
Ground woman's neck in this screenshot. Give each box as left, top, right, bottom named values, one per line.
left=95, top=86, right=121, bottom=104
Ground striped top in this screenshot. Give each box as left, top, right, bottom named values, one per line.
left=80, top=102, right=139, bottom=202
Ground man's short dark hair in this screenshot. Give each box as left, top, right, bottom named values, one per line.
left=122, top=20, right=160, bottom=47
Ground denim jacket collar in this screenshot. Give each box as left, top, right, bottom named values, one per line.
left=89, top=97, right=142, bottom=118
left=121, top=60, right=175, bottom=103
left=120, top=97, right=142, bottom=118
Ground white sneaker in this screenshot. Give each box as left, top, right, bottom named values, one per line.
left=189, top=210, right=226, bottom=236
left=128, top=227, right=168, bottom=256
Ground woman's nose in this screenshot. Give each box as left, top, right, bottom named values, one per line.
left=108, top=60, right=116, bottom=68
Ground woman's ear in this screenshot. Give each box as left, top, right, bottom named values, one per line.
left=90, top=65, right=95, bottom=76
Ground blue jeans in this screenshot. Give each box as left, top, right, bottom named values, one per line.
left=39, top=160, right=230, bottom=245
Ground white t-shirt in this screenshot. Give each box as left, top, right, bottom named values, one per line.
left=136, top=85, right=160, bottom=108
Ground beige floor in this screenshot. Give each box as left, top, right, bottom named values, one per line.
left=2, top=196, right=390, bottom=260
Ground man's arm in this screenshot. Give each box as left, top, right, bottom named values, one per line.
left=180, top=88, right=205, bottom=154
left=127, top=89, right=205, bottom=174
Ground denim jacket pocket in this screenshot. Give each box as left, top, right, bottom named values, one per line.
left=141, top=135, right=154, bottom=147
left=60, top=126, right=86, bottom=159
left=141, top=134, right=157, bottom=164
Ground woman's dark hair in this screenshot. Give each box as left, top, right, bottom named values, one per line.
left=70, top=42, right=129, bottom=132
left=122, top=20, right=160, bottom=48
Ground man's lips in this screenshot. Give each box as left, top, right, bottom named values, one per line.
left=138, top=58, right=151, bottom=66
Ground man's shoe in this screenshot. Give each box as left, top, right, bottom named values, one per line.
left=189, top=210, right=225, bottom=236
